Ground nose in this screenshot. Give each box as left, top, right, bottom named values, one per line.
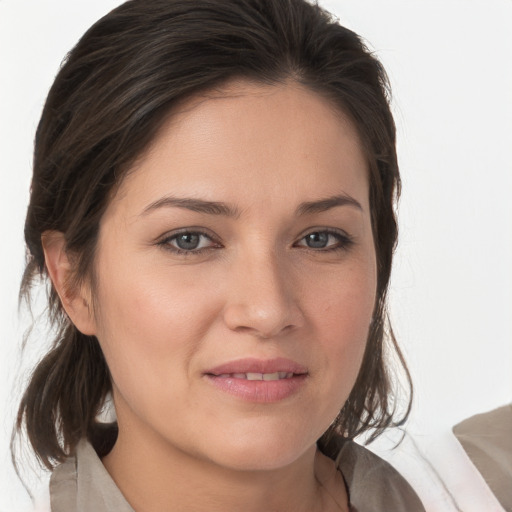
left=222, top=250, right=304, bottom=339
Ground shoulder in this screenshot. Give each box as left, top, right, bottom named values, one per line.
left=454, top=404, right=512, bottom=510
left=48, top=437, right=134, bottom=512
left=321, top=435, right=426, bottom=512
left=454, top=404, right=512, bottom=460
left=48, top=449, right=78, bottom=512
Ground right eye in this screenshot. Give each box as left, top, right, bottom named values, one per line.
left=158, top=230, right=220, bottom=255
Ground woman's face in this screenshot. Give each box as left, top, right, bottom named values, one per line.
left=91, top=80, right=376, bottom=470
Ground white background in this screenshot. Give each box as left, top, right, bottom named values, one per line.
left=1, top=0, right=511, bottom=510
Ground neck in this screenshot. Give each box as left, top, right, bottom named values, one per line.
left=102, top=421, right=346, bottom=512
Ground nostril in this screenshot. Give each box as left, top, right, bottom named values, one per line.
left=221, top=282, right=305, bottom=338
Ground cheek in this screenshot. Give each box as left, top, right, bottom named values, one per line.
left=307, top=260, right=376, bottom=399
left=95, top=250, right=215, bottom=338
left=91, top=257, right=222, bottom=401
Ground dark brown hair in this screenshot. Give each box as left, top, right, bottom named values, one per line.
left=14, top=0, right=411, bottom=470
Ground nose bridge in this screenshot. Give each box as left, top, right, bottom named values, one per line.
left=222, top=242, right=302, bottom=338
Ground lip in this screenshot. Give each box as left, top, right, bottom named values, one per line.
left=204, top=358, right=308, bottom=403
left=206, top=357, right=308, bottom=376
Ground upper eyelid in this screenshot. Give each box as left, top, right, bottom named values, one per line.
left=294, top=229, right=353, bottom=247
left=158, top=226, right=349, bottom=240
left=158, top=228, right=219, bottom=243
left=295, top=227, right=352, bottom=242
left=157, top=227, right=352, bottom=251
left=157, top=231, right=220, bottom=256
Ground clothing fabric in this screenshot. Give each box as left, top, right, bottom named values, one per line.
left=367, top=428, right=506, bottom=512
left=331, top=436, right=426, bottom=511
left=453, top=404, right=512, bottom=511
left=49, top=435, right=425, bottom=511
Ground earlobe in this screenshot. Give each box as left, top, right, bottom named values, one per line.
left=41, top=230, right=96, bottom=336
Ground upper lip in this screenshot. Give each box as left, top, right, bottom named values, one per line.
left=206, top=357, right=308, bottom=376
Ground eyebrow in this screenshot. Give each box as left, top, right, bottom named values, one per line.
left=141, top=196, right=241, bottom=218
left=140, top=193, right=362, bottom=218
left=296, top=194, right=363, bottom=215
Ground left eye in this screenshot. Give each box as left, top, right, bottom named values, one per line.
left=296, top=230, right=351, bottom=250
left=162, top=231, right=216, bottom=252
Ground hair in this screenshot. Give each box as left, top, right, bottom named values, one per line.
left=14, top=0, right=411, bottom=471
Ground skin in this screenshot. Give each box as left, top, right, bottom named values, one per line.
left=44, top=80, right=376, bottom=511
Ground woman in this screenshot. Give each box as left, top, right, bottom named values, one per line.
left=13, top=0, right=424, bottom=510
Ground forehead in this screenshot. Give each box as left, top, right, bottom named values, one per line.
left=110, top=80, right=369, bottom=217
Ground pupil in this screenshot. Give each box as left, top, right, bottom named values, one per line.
left=307, top=232, right=328, bottom=248
left=176, top=233, right=200, bottom=250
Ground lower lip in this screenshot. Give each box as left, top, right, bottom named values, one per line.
left=204, top=374, right=307, bottom=403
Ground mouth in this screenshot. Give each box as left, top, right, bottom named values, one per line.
left=206, top=357, right=308, bottom=377
left=204, top=358, right=308, bottom=403
left=214, top=372, right=295, bottom=380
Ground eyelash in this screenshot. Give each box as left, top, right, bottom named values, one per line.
left=157, top=229, right=221, bottom=256
left=157, top=228, right=354, bottom=256
left=295, top=229, right=354, bottom=252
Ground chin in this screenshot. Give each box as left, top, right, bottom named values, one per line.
left=198, top=424, right=320, bottom=472
left=213, top=447, right=312, bottom=472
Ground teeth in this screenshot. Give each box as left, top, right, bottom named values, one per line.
left=216, top=372, right=294, bottom=380
left=246, top=372, right=263, bottom=380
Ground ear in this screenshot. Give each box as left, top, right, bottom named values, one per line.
left=42, top=230, right=97, bottom=336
